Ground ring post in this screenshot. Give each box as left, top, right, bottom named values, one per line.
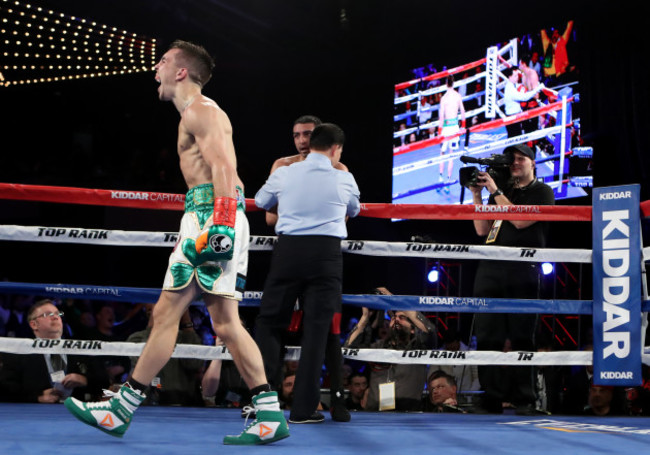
left=592, top=184, right=642, bottom=386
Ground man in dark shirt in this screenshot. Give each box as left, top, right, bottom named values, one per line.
left=469, top=144, right=555, bottom=414
left=423, top=370, right=465, bottom=413
left=345, top=372, right=368, bottom=411
left=0, top=299, right=107, bottom=403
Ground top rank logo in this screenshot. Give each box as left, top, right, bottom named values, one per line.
left=32, top=338, right=103, bottom=350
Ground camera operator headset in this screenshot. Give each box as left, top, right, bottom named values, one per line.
left=466, top=144, right=555, bottom=414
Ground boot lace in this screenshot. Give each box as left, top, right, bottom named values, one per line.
left=83, top=390, right=117, bottom=409
left=241, top=405, right=257, bottom=428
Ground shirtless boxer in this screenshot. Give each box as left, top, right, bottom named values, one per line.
left=64, top=40, right=289, bottom=446
left=265, top=115, right=348, bottom=227
left=438, top=75, right=466, bottom=188
left=519, top=56, right=541, bottom=132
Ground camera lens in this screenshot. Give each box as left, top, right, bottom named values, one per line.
left=459, top=166, right=479, bottom=188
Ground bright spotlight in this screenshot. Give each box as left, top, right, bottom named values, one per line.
left=427, top=268, right=439, bottom=283
left=541, top=262, right=554, bottom=275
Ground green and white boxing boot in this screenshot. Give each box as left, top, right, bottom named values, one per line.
left=223, top=391, right=290, bottom=445
left=64, top=383, right=145, bottom=438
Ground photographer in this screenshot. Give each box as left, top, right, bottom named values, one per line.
left=468, top=144, right=554, bottom=415
left=344, top=287, right=436, bottom=412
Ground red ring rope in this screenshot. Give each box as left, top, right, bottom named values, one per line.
left=0, top=182, right=595, bottom=221
left=395, top=57, right=487, bottom=91
left=393, top=97, right=573, bottom=157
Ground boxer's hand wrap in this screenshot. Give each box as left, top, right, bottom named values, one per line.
left=195, top=197, right=237, bottom=262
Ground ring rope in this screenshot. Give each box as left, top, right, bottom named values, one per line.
left=2, top=337, right=649, bottom=366
left=0, top=225, right=592, bottom=262
left=394, top=57, right=487, bottom=93
left=1, top=282, right=649, bottom=315
left=0, top=337, right=601, bottom=365
left=393, top=97, right=574, bottom=157
left=393, top=124, right=569, bottom=176
left=0, top=183, right=593, bottom=221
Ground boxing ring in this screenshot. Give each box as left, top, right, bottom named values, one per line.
left=393, top=38, right=589, bottom=205
left=1, top=182, right=650, bottom=453
left=2, top=403, right=650, bottom=454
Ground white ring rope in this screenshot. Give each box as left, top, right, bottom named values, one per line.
left=392, top=123, right=566, bottom=176
left=0, top=224, right=593, bottom=263
left=3, top=336, right=633, bottom=366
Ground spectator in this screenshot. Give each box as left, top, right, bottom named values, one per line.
left=0, top=299, right=108, bottom=403
left=201, top=330, right=251, bottom=409
left=529, top=52, right=542, bottom=81
left=0, top=295, right=7, bottom=336
left=584, top=384, right=626, bottom=416
left=417, top=97, right=433, bottom=126
left=126, top=305, right=203, bottom=406
left=3, top=294, right=33, bottom=338
left=345, top=287, right=436, bottom=412
left=60, top=298, right=94, bottom=339
left=430, top=327, right=480, bottom=394
left=625, top=364, right=650, bottom=416
left=563, top=342, right=594, bottom=414
left=541, top=21, right=574, bottom=82
left=394, top=122, right=408, bottom=148
left=278, top=370, right=325, bottom=412
left=80, top=303, right=130, bottom=385
left=423, top=370, right=465, bottom=413
left=279, top=372, right=296, bottom=410
left=533, top=332, right=566, bottom=414
left=345, top=372, right=368, bottom=411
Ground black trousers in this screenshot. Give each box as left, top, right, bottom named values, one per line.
left=473, top=261, right=539, bottom=409
left=255, top=235, right=342, bottom=418
left=506, top=122, right=523, bottom=138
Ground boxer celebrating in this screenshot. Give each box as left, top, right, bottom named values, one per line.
left=438, top=75, right=466, bottom=190
left=64, top=40, right=289, bottom=446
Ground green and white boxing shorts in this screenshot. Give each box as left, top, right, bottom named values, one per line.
left=163, top=184, right=248, bottom=300
left=441, top=118, right=460, bottom=152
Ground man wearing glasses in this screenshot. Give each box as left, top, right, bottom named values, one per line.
left=0, top=299, right=107, bottom=403
left=423, top=370, right=465, bottom=413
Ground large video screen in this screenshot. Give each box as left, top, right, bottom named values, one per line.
left=392, top=20, right=591, bottom=206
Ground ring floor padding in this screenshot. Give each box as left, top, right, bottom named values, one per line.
left=1, top=403, right=649, bottom=454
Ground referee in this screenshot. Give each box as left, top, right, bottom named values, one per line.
left=254, top=123, right=360, bottom=423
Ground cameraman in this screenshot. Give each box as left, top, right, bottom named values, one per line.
left=468, top=144, right=554, bottom=414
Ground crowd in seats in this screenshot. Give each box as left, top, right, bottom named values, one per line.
left=0, top=292, right=647, bottom=417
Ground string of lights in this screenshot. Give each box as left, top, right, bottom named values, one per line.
left=0, top=0, right=156, bottom=87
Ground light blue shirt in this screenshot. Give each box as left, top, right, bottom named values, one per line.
left=255, top=152, right=361, bottom=238
left=503, top=81, right=543, bottom=116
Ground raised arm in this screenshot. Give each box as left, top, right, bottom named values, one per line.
left=562, top=20, right=574, bottom=42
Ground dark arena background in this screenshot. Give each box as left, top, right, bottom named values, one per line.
left=0, top=1, right=649, bottom=453
left=0, top=0, right=647, bottom=295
